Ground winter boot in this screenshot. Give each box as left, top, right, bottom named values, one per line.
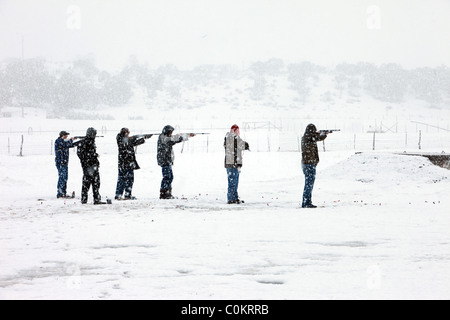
left=160, top=189, right=174, bottom=199
left=160, top=189, right=168, bottom=199
left=167, top=188, right=175, bottom=199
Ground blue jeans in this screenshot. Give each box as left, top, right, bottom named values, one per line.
left=226, top=168, right=240, bottom=202
left=161, top=166, right=174, bottom=190
left=302, top=163, right=316, bottom=207
left=115, top=169, right=135, bottom=198
left=56, top=164, right=68, bottom=197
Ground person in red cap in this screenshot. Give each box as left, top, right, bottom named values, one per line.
left=224, top=124, right=250, bottom=204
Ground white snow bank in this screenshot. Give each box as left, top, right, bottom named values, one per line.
left=322, top=153, right=450, bottom=185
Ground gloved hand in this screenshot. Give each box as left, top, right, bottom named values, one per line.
left=181, top=133, right=189, bottom=141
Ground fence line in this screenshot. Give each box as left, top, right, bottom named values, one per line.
left=2, top=130, right=449, bottom=157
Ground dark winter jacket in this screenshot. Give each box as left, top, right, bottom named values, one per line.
left=55, top=137, right=77, bottom=166
left=224, top=133, right=250, bottom=168
left=301, top=124, right=327, bottom=165
left=77, top=128, right=100, bottom=170
left=157, top=125, right=184, bottom=167
left=117, top=133, right=145, bottom=170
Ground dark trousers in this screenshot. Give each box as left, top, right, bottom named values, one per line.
left=302, top=163, right=317, bottom=207
left=115, top=169, right=134, bottom=198
left=226, top=168, right=240, bottom=202
left=161, top=166, right=173, bottom=190
left=56, top=164, right=68, bottom=197
left=81, top=166, right=101, bottom=203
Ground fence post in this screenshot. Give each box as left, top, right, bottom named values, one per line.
left=267, top=136, right=270, bottom=152
left=372, top=132, right=376, bottom=151
left=19, top=135, right=24, bottom=156
left=418, top=130, right=422, bottom=150
left=51, top=140, right=53, bottom=155
left=206, top=136, right=209, bottom=153
left=323, top=140, right=326, bottom=152
left=405, top=132, right=408, bottom=148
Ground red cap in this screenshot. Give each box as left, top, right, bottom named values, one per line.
left=230, top=124, right=240, bottom=136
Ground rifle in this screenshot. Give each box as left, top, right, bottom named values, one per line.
left=74, top=135, right=104, bottom=139
left=179, top=133, right=210, bottom=153
left=133, top=134, right=160, bottom=139
left=319, top=129, right=340, bottom=135
left=179, top=133, right=210, bottom=136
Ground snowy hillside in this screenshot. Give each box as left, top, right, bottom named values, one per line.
left=1, top=58, right=450, bottom=121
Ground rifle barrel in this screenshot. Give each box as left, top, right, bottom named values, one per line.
left=74, top=135, right=104, bottom=138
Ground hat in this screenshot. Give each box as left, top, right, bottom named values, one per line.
left=59, top=131, right=70, bottom=137
left=120, top=128, right=130, bottom=136
left=162, top=125, right=175, bottom=135
left=230, top=124, right=240, bottom=136
left=86, top=127, right=97, bottom=138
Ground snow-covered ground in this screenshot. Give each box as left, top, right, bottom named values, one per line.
left=1, top=150, right=449, bottom=299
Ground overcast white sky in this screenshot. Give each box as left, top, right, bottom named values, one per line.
left=1, top=0, right=450, bottom=70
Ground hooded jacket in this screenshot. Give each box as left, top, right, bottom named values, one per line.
left=224, top=132, right=249, bottom=169
left=77, top=127, right=100, bottom=169
left=117, top=133, right=145, bottom=170
left=157, top=125, right=185, bottom=167
left=301, top=124, right=327, bottom=165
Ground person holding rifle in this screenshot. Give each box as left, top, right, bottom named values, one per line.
left=301, top=124, right=330, bottom=208
left=157, top=125, right=194, bottom=199
left=54, top=130, right=81, bottom=199
left=115, top=128, right=153, bottom=200
left=76, top=127, right=105, bottom=205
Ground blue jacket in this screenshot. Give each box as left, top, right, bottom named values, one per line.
left=55, top=138, right=77, bottom=166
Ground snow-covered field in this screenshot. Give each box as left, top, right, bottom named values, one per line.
left=1, top=150, right=449, bottom=299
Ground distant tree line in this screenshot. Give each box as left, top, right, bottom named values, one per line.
left=0, top=56, right=449, bottom=118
